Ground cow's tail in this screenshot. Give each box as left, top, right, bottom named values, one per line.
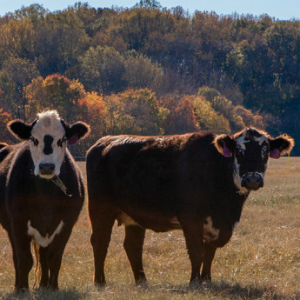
left=32, top=241, right=41, bottom=288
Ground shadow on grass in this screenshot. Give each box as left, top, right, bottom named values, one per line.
left=152, top=281, right=300, bottom=300
left=0, top=287, right=88, bottom=300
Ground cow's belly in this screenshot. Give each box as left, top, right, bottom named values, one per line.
left=117, top=212, right=222, bottom=241
left=117, top=211, right=181, bottom=232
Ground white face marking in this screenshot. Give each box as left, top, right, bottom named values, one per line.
left=30, top=111, right=66, bottom=178
left=236, top=136, right=248, bottom=151
left=254, top=135, right=268, bottom=145
left=233, top=157, right=248, bottom=194
left=203, top=216, right=219, bottom=242
left=27, top=220, right=64, bottom=247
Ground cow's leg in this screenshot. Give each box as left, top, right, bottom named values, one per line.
left=90, top=211, right=115, bottom=287
left=1, top=217, right=19, bottom=287
left=13, top=232, right=33, bottom=291
left=46, top=226, right=73, bottom=289
left=123, top=225, right=146, bottom=285
left=39, top=246, right=49, bottom=287
left=179, top=219, right=204, bottom=285
left=6, top=229, right=19, bottom=287
left=201, top=243, right=217, bottom=282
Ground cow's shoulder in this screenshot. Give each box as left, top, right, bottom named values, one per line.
left=0, top=142, right=27, bottom=170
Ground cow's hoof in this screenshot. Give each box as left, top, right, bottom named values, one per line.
left=189, top=278, right=203, bottom=290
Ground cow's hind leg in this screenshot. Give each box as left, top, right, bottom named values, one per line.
left=123, top=225, right=146, bottom=285
left=201, top=243, right=217, bottom=282
left=90, top=210, right=115, bottom=287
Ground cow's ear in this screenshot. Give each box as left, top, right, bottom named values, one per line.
left=269, top=134, right=294, bottom=159
left=7, top=119, right=36, bottom=140
left=61, top=120, right=90, bottom=145
left=213, top=134, right=235, bottom=157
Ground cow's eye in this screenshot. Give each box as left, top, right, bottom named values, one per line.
left=236, top=146, right=244, bottom=156
left=57, top=136, right=67, bottom=147
left=29, top=136, right=39, bottom=146
left=261, top=145, right=268, bottom=157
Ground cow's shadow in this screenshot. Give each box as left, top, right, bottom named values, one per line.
left=0, top=288, right=86, bottom=300
left=160, top=281, right=299, bottom=299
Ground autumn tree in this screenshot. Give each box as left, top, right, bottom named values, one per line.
left=160, top=94, right=199, bottom=134
left=75, top=91, right=106, bottom=155
left=192, top=96, right=230, bottom=133
left=234, top=106, right=264, bottom=129
left=24, top=74, right=86, bottom=121
left=0, top=109, right=14, bottom=144
left=118, top=88, right=165, bottom=135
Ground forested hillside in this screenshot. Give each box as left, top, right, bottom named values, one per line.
left=0, top=2, right=299, bottom=154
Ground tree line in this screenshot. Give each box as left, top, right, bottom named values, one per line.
left=0, top=2, right=299, bottom=154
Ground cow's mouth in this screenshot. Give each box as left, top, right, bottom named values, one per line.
left=241, top=172, right=264, bottom=191
left=38, top=162, right=56, bottom=179
left=38, top=173, right=55, bottom=179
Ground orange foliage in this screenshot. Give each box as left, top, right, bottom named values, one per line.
left=161, top=94, right=199, bottom=134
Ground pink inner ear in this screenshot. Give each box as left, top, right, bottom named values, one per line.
left=270, top=148, right=280, bottom=159
left=68, top=134, right=79, bottom=145
left=223, top=144, right=232, bottom=157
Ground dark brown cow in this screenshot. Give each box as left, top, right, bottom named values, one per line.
left=0, top=110, right=89, bottom=291
left=86, top=128, right=294, bottom=286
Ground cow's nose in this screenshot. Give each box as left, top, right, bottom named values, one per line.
left=39, top=163, right=55, bottom=175
left=241, top=172, right=264, bottom=191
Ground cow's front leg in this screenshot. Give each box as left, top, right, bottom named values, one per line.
left=201, top=242, right=217, bottom=281
left=123, top=225, right=147, bottom=285
left=46, top=226, right=73, bottom=289
left=179, top=218, right=205, bottom=285
left=39, top=246, right=49, bottom=287
left=13, top=230, right=33, bottom=291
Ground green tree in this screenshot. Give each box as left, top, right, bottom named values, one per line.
left=192, top=96, right=230, bottom=133
left=79, top=46, right=126, bottom=93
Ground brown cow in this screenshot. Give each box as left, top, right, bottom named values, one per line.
left=0, top=110, right=89, bottom=291
left=86, top=128, right=294, bottom=286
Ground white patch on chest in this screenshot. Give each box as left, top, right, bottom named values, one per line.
left=27, top=220, right=64, bottom=247
left=203, top=216, right=219, bottom=242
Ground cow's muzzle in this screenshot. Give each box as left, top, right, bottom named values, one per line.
left=39, top=163, right=55, bottom=178
left=241, top=172, right=264, bottom=191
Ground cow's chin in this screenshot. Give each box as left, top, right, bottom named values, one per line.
left=37, top=173, right=56, bottom=180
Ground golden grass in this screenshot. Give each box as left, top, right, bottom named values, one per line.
left=0, top=158, right=299, bottom=299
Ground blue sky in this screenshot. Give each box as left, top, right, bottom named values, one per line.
left=1, top=0, right=299, bottom=20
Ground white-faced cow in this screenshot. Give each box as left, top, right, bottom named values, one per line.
left=86, top=128, right=294, bottom=286
left=0, top=111, right=89, bottom=291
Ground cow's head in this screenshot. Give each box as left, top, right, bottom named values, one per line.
left=8, top=110, right=90, bottom=179
left=213, top=128, right=294, bottom=193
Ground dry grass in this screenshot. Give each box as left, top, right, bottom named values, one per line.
left=0, top=158, right=299, bottom=299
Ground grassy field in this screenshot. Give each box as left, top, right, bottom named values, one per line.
left=0, top=158, right=299, bottom=299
